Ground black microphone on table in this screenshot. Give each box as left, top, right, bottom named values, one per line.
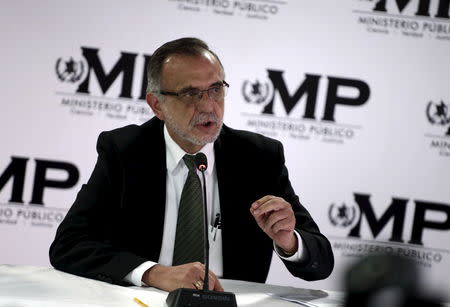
left=166, top=152, right=237, bottom=307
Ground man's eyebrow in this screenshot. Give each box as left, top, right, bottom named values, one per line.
left=179, top=81, right=223, bottom=93
left=178, top=85, right=197, bottom=93
left=209, top=81, right=223, bottom=87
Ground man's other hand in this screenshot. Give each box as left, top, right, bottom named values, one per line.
left=142, top=262, right=224, bottom=292
left=250, top=195, right=298, bottom=255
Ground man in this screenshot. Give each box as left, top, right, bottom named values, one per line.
left=49, top=37, right=334, bottom=292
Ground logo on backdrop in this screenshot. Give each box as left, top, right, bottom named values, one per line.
left=329, top=202, right=358, bottom=228
left=55, top=57, right=85, bottom=83
left=328, top=193, right=450, bottom=269
left=241, top=70, right=370, bottom=144
left=425, top=100, right=450, bottom=157
left=54, top=47, right=152, bottom=122
left=242, top=80, right=272, bottom=105
left=0, top=157, right=79, bottom=228
left=426, top=100, right=450, bottom=128
left=167, top=0, right=286, bottom=21
left=354, top=0, right=450, bottom=41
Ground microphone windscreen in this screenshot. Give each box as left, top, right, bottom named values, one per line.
left=195, top=152, right=208, bottom=171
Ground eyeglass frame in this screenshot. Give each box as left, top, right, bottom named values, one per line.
left=156, top=80, right=229, bottom=104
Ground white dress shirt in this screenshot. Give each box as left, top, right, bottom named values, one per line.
left=124, top=125, right=306, bottom=286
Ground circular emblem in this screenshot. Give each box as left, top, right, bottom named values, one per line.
left=426, top=100, right=450, bottom=126
left=328, top=202, right=357, bottom=228
left=242, top=79, right=273, bottom=105
left=55, top=57, right=85, bottom=83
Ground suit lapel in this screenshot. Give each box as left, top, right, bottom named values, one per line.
left=214, top=127, right=239, bottom=278
left=122, top=118, right=167, bottom=260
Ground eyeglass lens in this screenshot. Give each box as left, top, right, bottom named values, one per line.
left=188, top=84, right=227, bottom=103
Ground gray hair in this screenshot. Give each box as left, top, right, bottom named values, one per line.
left=146, top=37, right=224, bottom=95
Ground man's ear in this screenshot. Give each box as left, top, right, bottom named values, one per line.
left=146, top=92, right=165, bottom=120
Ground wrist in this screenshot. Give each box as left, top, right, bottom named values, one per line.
left=278, top=234, right=298, bottom=256
left=142, top=264, right=163, bottom=287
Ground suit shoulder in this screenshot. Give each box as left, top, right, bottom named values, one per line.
left=97, top=117, right=161, bottom=154
left=221, top=125, right=282, bottom=153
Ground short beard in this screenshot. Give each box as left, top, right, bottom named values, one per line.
left=162, top=108, right=223, bottom=146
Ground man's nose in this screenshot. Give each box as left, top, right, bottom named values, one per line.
left=196, top=92, right=215, bottom=111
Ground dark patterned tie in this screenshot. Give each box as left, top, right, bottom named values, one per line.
left=172, top=154, right=205, bottom=265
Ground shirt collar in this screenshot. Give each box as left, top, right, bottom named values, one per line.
left=164, top=124, right=215, bottom=175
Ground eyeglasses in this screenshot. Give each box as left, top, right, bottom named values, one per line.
left=158, top=81, right=229, bottom=105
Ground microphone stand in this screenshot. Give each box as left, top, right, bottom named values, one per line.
left=166, top=154, right=237, bottom=307
left=200, top=169, right=210, bottom=292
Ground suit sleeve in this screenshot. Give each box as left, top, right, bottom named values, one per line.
left=49, top=132, right=148, bottom=285
left=275, top=142, right=334, bottom=280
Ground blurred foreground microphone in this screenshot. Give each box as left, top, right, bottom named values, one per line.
left=166, top=153, right=237, bottom=307
left=345, top=254, right=443, bottom=307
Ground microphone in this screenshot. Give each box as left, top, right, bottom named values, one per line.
left=195, top=152, right=207, bottom=172
left=166, top=152, right=237, bottom=307
left=194, top=153, right=210, bottom=291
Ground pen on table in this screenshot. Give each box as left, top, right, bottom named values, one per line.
left=133, top=297, right=149, bottom=307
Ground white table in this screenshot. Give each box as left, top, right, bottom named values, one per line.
left=0, top=265, right=345, bottom=307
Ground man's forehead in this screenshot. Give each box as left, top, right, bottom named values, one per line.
left=160, top=52, right=223, bottom=88
left=162, top=50, right=218, bottom=68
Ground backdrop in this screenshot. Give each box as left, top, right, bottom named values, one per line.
left=1, top=0, right=449, bottom=294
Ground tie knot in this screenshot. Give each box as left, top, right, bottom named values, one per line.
left=183, top=154, right=197, bottom=172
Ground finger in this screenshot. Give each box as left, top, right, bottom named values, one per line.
left=192, top=262, right=205, bottom=279
left=206, top=270, right=216, bottom=291
left=264, top=210, right=291, bottom=232
left=207, top=272, right=215, bottom=288
left=250, top=195, right=277, bottom=211
left=271, top=216, right=295, bottom=234
left=195, top=269, right=216, bottom=291
left=212, top=277, right=224, bottom=292
left=250, top=208, right=268, bottom=229
left=208, top=270, right=224, bottom=292
left=193, top=281, right=198, bottom=289
left=209, top=278, right=223, bottom=291
left=184, top=281, right=196, bottom=290
left=196, top=281, right=203, bottom=289
left=254, top=199, right=289, bottom=217
left=193, top=262, right=204, bottom=271
left=180, top=262, right=204, bottom=287
left=251, top=204, right=287, bottom=230
left=208, top=278, right=215, bottom=291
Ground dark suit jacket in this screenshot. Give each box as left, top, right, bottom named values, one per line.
left=49, top=117, right=333, bottom=285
